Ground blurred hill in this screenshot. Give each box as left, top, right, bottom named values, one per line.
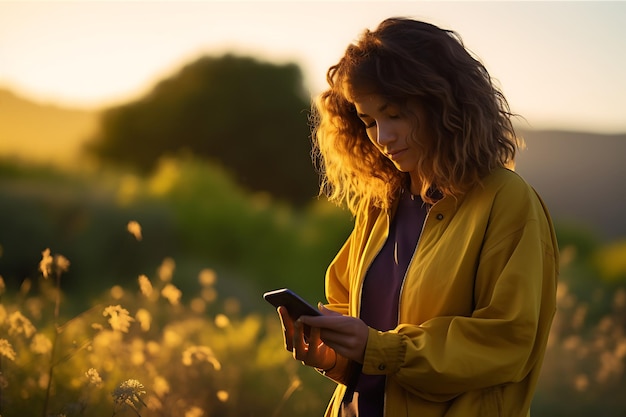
left=1, top=86, right=624, bottom=239
left=0, top=88, right=98, bottom=164
left=516, top=129, right=626, bottom=240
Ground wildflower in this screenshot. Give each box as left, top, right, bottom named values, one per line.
left=616, top=339, right=626, bottom=359
left=38, top=371, right=50, bottom=389
left=201, top=287, right=217, bottom=303
left=103, top=305, right=135, bottom=333
left=39, top=248, right=70, bottom=279
left=574, top=374, right=589, bottom=391
left=216, top=390, right=229, bottom=402
left=55, top=254, right=70, bottom=275
left=8, top=311, right=36, bottom=338
left=24, top=297, right=44, bottom=321
left=215, top=314, right=230, bottom=329
left=163, top=329, right=182, bottom=348
left=135, top=308, right=151, bottom=332
left=112, top=379, right=146, bottom=407
left=110, top=285, right=125, bottom=300
left=20, top=278, right=32, bottom=295
left=85, top=368, right=103, bottom=387
left=127, top=220, right=143, bottom=241
left=146, top=341, right=161, bottom=356
left=157, top=257, right=175, bottom=282
left=198, top=268, right=216, bottom=286
left=185, top=406, right=204, bottom=417
left=161, top=284, right=181, bottom=306
left=39, top=248, right=54, bottom=279
left=0, top=304, right=6, bottom=325
left=30, top=333, right=53, bottom=355
left=153, top=376, right=170, bottom=397
left=130, top=338, right=146, bottom=366
left=181, top=345, right=221, bottom=370
left=190, top=298, right=206, bottom=314
left=137, top=275, right=153, bottom=298
left=0, top=338, right=17, bottom=361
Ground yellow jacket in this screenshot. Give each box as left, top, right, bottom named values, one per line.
left=322, top=168, right=559, bottom=417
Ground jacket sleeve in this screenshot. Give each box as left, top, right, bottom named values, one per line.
left=361, top=213, right=558, bottom=401
left=324, top=226, right=355, bottom=315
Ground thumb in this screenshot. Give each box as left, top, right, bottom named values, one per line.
left=318, top=302, right=341, bottom=316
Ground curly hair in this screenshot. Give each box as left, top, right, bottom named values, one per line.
left=311, top=17, right=520, bottom=213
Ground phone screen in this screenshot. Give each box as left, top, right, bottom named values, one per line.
left=263, top=288, right=321, bottom=320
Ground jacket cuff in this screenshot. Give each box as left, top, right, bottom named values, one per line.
left=361, top=327, right=405, bottom=375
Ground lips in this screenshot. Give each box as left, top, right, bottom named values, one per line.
left=386, top=149, right=407, bottom=160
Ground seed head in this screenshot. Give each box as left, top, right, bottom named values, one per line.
left=112, top=379, right=146, bottom=406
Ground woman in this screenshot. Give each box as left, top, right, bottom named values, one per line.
left=277, top=17, right=558, bottom=417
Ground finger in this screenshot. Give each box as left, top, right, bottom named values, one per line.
left=292, top=319, right=309, bottom=362
left=321, top=327, right=369, bottom=364
left=307, top=326, right=338, bottom=370
left=308, top=327, right=330, bottom=360
left=317, top=303, right=342, bottom=316
left=277, top=306, right=294, bottom=351
left=299, top=315, right=342, bottom=328
left=306, top=326, right=323, bottom=365
left=308, top=324, right=322, bottom=349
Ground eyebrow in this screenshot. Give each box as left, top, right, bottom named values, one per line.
left=357, top=102, right=388, bottom=118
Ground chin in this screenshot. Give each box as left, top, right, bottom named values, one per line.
left=393, top=163, right=412, bottom=172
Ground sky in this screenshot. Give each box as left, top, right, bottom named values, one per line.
left=1, top=0, right=625, bottom=134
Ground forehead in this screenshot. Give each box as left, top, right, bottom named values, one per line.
left=351, top=94, right=389, bottom=116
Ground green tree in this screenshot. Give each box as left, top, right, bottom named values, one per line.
left=86, top=54, right=319, bottom=205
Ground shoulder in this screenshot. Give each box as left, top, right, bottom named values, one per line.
left=456, top=167, right=554, bottom=236
left=481, top=167, right=533, bottom=196
left=473, top=168, right=544, bottom=213
left=474, top=168, right=556, bottom=246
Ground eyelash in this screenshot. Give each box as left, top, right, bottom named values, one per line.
left=363, top=114, right=400, bottom=129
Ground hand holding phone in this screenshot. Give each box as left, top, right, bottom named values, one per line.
left=263, top=288, right=321, bottom=320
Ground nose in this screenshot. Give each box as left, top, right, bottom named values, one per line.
left=376, top=122, right=395, bottom=147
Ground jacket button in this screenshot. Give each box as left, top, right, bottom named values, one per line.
left=378, top=364, right=386, bottom=371
left=436, top=213, right=444, bottom=220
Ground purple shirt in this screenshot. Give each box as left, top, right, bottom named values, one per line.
left=342, top=190, right=428, bottom=417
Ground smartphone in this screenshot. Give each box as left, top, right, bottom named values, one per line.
left=263, top=288, right=321, bottom=320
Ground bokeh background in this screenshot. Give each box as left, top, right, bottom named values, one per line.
left=1, top=1, right=625, bottom=416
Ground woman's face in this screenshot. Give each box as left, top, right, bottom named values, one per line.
left=352, top=93, right=433, bottom=179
